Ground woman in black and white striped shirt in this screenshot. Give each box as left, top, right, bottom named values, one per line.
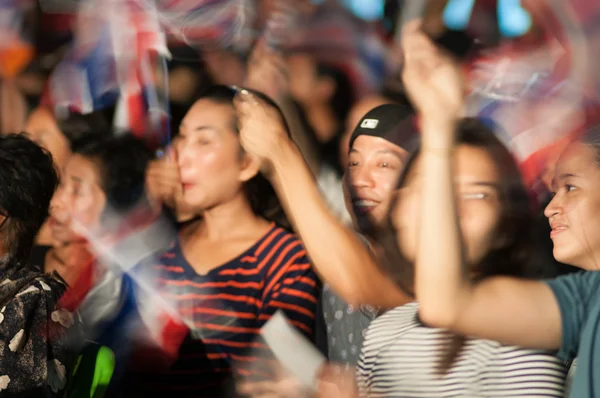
left=354, top=22, right=566, bottom=397
left=355, top=121, right=567, bottom=397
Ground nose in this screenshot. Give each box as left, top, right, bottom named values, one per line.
left=350, top=165, right=375, bottom=190
left=544, top=193, right=563, bottom=219
left=49, top=184, right=66, bottom=215
left=174, top=141, right=190, bottom=171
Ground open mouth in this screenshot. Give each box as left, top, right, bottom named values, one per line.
left=352, top=199, right=379, bottom=214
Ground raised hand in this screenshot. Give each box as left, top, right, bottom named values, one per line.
left=401, top=20, right=464, bottom=129
left=145, top=148, right=183, bottom=211
left=244, top=40, right=289, bottom=104
left=234, top=89, right=291, bottom=175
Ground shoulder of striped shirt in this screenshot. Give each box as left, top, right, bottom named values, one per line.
left=361, top=302, right=566, bottom=368
left=270, top=227, right=309, bottom=258
left=358, top=303, right=566, bottom=396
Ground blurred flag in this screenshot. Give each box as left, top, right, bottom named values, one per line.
left=284, top=0, right=388, bottom=98
left=0, top=0, right=35, bottom=79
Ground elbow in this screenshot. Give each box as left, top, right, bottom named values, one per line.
left=418, top=302, right=460, bottom=330
left=329, top=277, right=368, bottom=308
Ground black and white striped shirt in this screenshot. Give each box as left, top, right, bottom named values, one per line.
left=358, top=303, right=566, bottom=397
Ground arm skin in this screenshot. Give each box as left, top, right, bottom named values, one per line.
left=268, top=138, right=411, bottom=309
left=414, top=119, right=563, bottom=350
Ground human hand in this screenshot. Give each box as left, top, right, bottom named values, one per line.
left=245, top=40, right=289, bottom=104
left=401, top=20, right=464, bottom=129
left=234, top=89, right=291, bottom=175
left=237, top=362, right=309, bottom=398
left=145, top=148, right=184, bottom=212
left=315, top=363, right=359, bottom=398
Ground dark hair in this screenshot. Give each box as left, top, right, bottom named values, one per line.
left=377, top=117, right=535, bottom=373
left=192, top=85, right=291, bottom=229
left=71, top=134, right=152, bottom=213
left=56, top=109, right=112, bottom=146
left=316, top=63, right=354, bottom=125
left=581, top=125, right=600, bottom=162
left=0, top=134, right=58, bottom=263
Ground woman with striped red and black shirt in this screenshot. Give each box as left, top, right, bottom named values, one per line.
left=121, top=85, right=319, bottom=397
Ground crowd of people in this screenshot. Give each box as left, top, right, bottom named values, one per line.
left=2, top=3, right=600, bottom=397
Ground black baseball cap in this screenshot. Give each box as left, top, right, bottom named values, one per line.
left=349, top=104, right=418, bottom=151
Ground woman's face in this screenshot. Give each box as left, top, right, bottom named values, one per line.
left=49, top=155, right=107, bottom=244
left=176, top=99, right=257, bottom=211
left=24, top=107, right=71, bottom=171
left=544, top=142, right=600, bottom=270
left=394, top=145, right=504, bottom=265
left=344, top=135, right=408, bottom=231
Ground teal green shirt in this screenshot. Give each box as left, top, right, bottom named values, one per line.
left=547, top=271, right=600, bottom=397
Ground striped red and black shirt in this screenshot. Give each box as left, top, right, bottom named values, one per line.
left=123, top=223, right=319, bottom=397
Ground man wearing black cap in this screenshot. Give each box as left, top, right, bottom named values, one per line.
left=318, top=103, right=418, bottom=368
left=235, top=92, right=417, bottom=372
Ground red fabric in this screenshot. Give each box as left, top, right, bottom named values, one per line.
left=58, top=259, right=95, bottom=312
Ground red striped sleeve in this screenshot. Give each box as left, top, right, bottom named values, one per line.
left=259, top=235, right=319, bottom=339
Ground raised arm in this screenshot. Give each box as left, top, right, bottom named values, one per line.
left=234, top=92, right=410, bottom=309
left=244, top=41, right=321, bottom=176
left=402, top=21, right=563, bottom=350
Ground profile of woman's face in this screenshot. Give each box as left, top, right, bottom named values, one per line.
left=544, top=142, right=600, bottom=270
left=393, top=145, right=504, bottom=266
left=176, top=99, right=257, bottom=212
left=49, top=155, right=107, bottom=244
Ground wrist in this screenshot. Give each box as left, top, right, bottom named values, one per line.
left=270, top=138, right=302, bottom=183
left=420, top=145, right=455, bottom=158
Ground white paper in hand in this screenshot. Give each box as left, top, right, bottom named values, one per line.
left=261, top=310, right=326, bottom=391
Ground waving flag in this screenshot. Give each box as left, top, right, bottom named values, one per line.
left=0, top=0, right=35, bottom=79
left=283, top=0, right=388, bottom=98
left=44, top=0, right=251, bottom=148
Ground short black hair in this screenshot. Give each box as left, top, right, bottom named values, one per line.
left=56, top=109, right=112, bottom=146
left=71, top=133, right=152, bottom=213
left=0, top=134, right=58, bottom=263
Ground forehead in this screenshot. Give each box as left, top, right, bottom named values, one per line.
left=182, top=99, right=234, bottom=126
left=407, top=145, right=500, bottom=184
left=64, top=155, right=101, bottom=183
left=555, top=142, right=599, bottom=177
left=351, top=135, right=406, bottom=156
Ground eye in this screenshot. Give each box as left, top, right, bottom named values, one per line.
left=348, top=161, right=359, bottom=168
left=566, top=184, right=577, bottom=192
left=461, top=192, right=489, bottom=200
left=379, top=162, right=390, bottom=168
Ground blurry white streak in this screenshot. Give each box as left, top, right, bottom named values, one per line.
left=71, top=208, right=183, bottom=324
left=547, top=0, right=589, bottom=93
left=261, top=311, right=325, bottom=391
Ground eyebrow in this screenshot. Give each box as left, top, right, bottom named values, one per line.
left=557, top=173, right=578, bottom=180
left=349, top=148, right=404, bottom=158
left=462, top=181, right=499, bottom=189
left=179, top=124, right=219, bottom=133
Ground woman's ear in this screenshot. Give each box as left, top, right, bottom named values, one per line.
left=238, top=152, right=261, bottom=182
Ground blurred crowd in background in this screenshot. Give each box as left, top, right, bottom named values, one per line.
left=2, top=0, right=600, bottom=397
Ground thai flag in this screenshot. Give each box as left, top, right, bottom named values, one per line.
left=44, top=0, right=171, bottom=147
